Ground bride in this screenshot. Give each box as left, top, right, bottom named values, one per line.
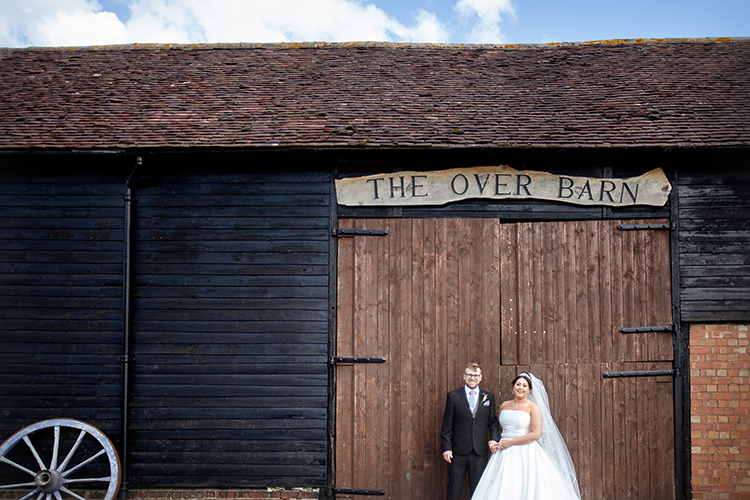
left=471, top=373, right=581, bottom=500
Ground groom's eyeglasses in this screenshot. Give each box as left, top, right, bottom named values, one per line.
left=464, top=373, right=481, bottom=378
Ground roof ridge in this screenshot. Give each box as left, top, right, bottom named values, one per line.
left=1, top=36, right=746, bottom=52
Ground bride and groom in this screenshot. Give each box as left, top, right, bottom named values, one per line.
left=441, top=362, right=581, bottom=500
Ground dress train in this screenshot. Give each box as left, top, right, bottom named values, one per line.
left=471, top=410, right=580, bottom=500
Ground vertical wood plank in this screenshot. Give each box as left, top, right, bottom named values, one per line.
left=411, top=219, right=425, bottom=500
left=551, top=222, right=565, bottom=364
left=610, top=223, right=625, bottom=364
left=622, top=227, right=637, bottom=362
left=539, top=224, right=553, bottom=363
left=575, top=222, right=590, bottom=363
left=400, top=218, right=414, bottom=498
left=633, top=228, right=647, bottom=362
left=500, top=224, right=518, bottom=365
left=601, top=361, right=615, bottom=500
left=625, top=373, right=638, bottom=500
left=564, top=221, right=579, bottom=362
left=335, top=218, right=355, bottom=489
left=587, top=222, right=602, bottom=364
left=599, top=221, right=614, bottom=364
left=518, top=224, right=533, bottom=366
left=445, top=219, right=460, bottom=382
left=387, top=218, right=402, bottom=499
left=421, top=219, right=437, bottom=500
left=612, top=374, right=626, bottom=499
left=374, top=219, right=391, bottom=493
left=489, top=220, right=502, bottom=393
left=652, top=226, right=674, bottom=360
left=589, top=363, right=603, bottom=500
left=458, top=219, right=472, bottom=368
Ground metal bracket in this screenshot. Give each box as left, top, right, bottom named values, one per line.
left=617, top=223, right=671, bottom=231
left=333, top=357, right=386, bottom=364
left=603, top=368, right=680, bottom=378
left=620, top=325, right=674, bottom=334
left=333, top=229, right=388, bottom=237
left=332, top=487, right=385, bottom=496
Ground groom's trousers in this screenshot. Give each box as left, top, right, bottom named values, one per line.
left=447, top=450, right=488, bottom=500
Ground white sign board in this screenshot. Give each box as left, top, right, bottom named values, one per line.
left=335, top=166, right=671, bottom=207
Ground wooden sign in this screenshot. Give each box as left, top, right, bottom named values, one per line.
left=335, top=166, right=671, bottom=207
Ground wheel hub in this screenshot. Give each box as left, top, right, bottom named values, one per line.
left=35, top=469, right=63, bottom=493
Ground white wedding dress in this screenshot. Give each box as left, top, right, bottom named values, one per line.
left=471, top=410, right=581, bottom=500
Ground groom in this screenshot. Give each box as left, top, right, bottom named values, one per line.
left=441, top=362, right=500, bottom=500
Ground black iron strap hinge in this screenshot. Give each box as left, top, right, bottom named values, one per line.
left=333, top=229, right=388, bottom=237
left=617, top=223, right=671, bottom=231
left=332, top=357, right=386, bottom=364
left=331, top=487, right=385, bottom=496
left=620, top=325, right=675, bottom=334
left=603, top=368, right=680, bottom=379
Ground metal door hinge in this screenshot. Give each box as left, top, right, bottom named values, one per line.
left=333, top=229, right=388, bottom=237
left=603, top=368, right=679, bottom=379
left=332, top=357, right=386, bottom=364
left=617, top=223, right=671, bottom=231
left=332, top=487, right=385, bottom=496
left=620, top=325, right=674, bottom=334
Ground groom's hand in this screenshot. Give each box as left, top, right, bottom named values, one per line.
left=442, top=450, right=453, bottom=463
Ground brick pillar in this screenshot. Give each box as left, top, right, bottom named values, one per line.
left=690, top=324, right=750, bottom=500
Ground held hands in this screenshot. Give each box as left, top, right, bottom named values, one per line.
left=489, top=439, right=509, bottom=453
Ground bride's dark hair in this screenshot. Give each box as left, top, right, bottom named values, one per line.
left=512, top=373, right=533, bottom=391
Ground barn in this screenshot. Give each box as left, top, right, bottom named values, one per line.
left=0, top=38, right=748, bottom=500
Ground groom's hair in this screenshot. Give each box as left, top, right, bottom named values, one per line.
left=464, top=362, right=482, bottom=373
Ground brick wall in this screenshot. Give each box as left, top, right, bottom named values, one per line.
left=690, top=324, right=750, bottom=500
left=0, top=489, right=319, bottom=499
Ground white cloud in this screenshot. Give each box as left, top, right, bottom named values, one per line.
left=0, top=0, right=451, bottom=47
left=454, top=0, right=515, bottom=43
left=0, top=0, right=128, bottom=47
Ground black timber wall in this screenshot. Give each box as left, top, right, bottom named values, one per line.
left=128, top=153, right=331, bottom=488
left=0, top=152, right=332, bottom=489
left=676, top=150, right=750, bottom=322
left=0, top=156, right=129, bottom=470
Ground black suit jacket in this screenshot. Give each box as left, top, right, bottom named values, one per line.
left=441, top=386, right=500, bottom=456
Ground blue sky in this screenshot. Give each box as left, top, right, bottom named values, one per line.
left=1, top=0, right=747, bottom=48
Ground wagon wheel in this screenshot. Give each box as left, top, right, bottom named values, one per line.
left=0, top=418, right=121, bottom=500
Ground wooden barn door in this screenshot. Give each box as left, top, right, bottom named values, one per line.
left=334, top=218, right=674, bottom=500
left=498, top=219, right=675, bottom=500
left=335, top=219, right=502, bottom=500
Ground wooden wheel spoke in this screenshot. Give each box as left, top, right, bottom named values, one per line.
left=0, top=455, right=37, bottom=477
left=62, top=448, right=106, bottom=477
left=0, top=480, right=38, bottom=489
left=64, top=476, right=112, bottom=483
left=50, top=427, right=60, bottom=471
left=22, top=436, right=47, bottom=471
left=16, top=488, right=42, bottom=500
left=57, top=430, right=86, bottom=474
left=59, top=486, right=86, bottom=500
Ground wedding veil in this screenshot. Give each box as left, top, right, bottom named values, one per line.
left=521, top=372, right=582, bottom=499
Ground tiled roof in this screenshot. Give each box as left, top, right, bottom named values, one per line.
left=1, top=39, right=748, bottom=150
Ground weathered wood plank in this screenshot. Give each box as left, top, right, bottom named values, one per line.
left=500, top=223, right=518, bottom=365
left=678, top=171, right=750, bottom=322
